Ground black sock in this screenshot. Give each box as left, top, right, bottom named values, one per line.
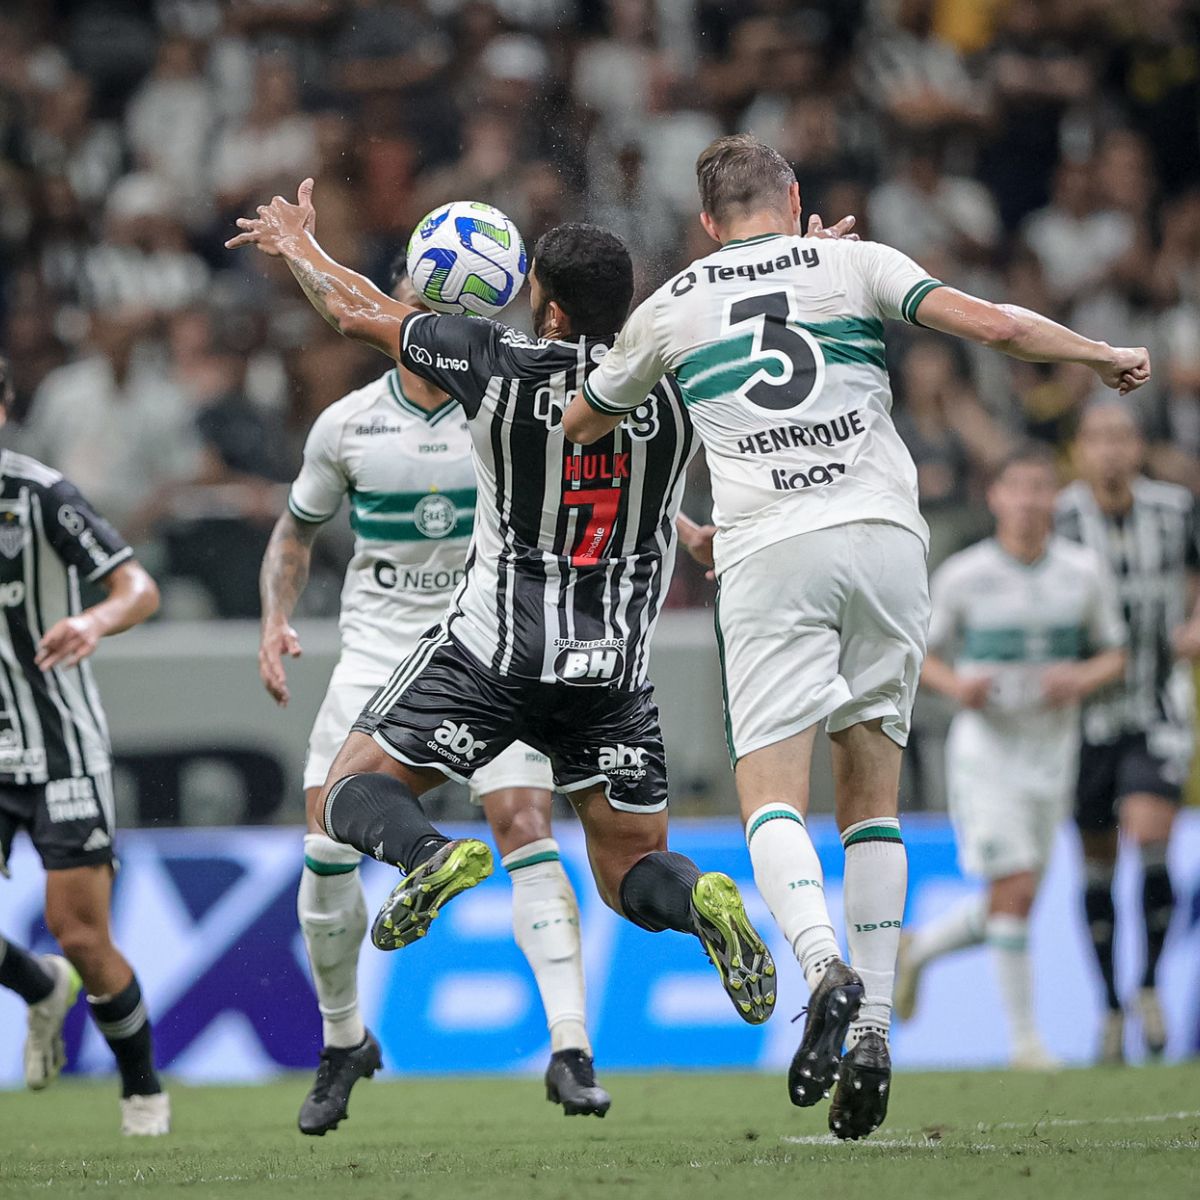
left=618, top=851, right=701, bottom=933
left=0, top=935, right=55, bottom=1005
left=1083, top=862, right=1121, bottom=1011
left=1140, top=844, right=1174, bottom=989
left=88, top=975, right=161, bottom=1098
left=325, top=772, right=448, bottom=873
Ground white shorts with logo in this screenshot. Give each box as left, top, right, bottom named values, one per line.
left=715, top=521, right=929, bottom=762
left=946, top=719, right=1076, bottom=879
left=303, top=658, right=554, bottom=796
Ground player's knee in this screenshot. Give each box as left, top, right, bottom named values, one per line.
left=991, top=872, right=1037, bottom=918
left=45, top=906, right=108, bottom=971
left=487, top=799, right=551, bottom=851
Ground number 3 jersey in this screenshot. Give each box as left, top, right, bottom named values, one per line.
left=583, top=235, right=940, bottom=573
left=396, top=312, right=695, bottom=690
left=288, top=371, right=478, bottom=684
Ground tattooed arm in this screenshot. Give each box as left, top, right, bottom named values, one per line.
left=226, top=179, right=417, bottom=360
left=259, top=511, right=322, bottom=707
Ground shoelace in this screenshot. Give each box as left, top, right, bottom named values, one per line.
left=557, top=1051, right=597, bottom=1087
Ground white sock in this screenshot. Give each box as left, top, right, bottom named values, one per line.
left=504, top=839, right=590, bottom=1055
left=986, top=912, right=1037, bottom=1049
left=744, top=804, right=840, bottom=989
left=842, top=818, right=907, bottom=1047
left=298, top=833, right=367, bottom=1050
left=908, top=892, right=988, bottom=969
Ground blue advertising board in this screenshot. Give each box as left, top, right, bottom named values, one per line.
left=1, top=815, right=1197, bottom=1086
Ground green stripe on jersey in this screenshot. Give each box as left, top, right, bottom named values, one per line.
left=287, top=494, right=335, bottom=524
left=842, top=824, right=903, bottom=848
left=901, top=279, right=944, bottom=324
left=677, top=315, right=887, bottom=405
left=798, top=316, right=887, bottom=369
left=352, top=487, right=477, bottom=516
left=961, top=624, right=1086, bottom=663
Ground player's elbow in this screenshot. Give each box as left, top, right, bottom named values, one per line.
left=562, top=401, right=604, bottom=446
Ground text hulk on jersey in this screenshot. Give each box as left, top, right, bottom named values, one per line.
left=562, top=132, right=1150, bottom=1141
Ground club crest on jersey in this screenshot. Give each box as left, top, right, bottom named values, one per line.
left=0, top=511, right=26, bottom=559
left=413, top=492, right=459, bottom=539
left=553, top=637, right=626, bottom=685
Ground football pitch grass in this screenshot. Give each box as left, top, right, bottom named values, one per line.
left=1, top=1064, right=1197, bottom=1199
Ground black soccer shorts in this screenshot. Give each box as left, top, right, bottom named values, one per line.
left=1075, top=731, right=1185, bottom=834
left=0, top=771, right=116, bottom=872
left=351, top=627, right=669, bottom=813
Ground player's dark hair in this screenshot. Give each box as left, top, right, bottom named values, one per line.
left=532, top=223, right=634, bottom=337
left=696, top=133, right=796, bottom=222
left=0, top=356, right=13, bottom=414
left=990, top=440, right=1060, bottom=485
left=387, top=253, right=408, bottom=294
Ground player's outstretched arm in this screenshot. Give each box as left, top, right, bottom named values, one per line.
left=920, top=653, right=990, bottom=710
left=913, top=288, right=1151, bottom=395
left=1041, top=648, right=1127, bottom=708
left=259, top=510, right=320, bottom=707
left=35, top=561, right=159, bottom=672
left=225, top=180, right=417, bottom=359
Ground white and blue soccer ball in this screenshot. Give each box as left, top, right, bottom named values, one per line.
left=406, top=200, right=527, bottom=319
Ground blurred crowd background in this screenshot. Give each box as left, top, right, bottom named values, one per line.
left=0, top=0, right=1199, bottom=619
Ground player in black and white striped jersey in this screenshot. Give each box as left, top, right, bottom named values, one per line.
left=229, top=185, right=782, bottom=1029
left=0, top=357, right=168, bottom=1135
left=1056, top=402, right=1200, bottom=1063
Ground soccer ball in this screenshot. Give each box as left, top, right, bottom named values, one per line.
left=406, top=200, right=527, bottom=319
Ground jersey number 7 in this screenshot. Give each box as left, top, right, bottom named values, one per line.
left=562, top=486, right=620, bottom=566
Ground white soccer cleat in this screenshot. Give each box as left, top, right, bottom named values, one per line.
left=24, top=954, right=81, bottom=1090
left=1136, top=987, right=1167, bottom=1057
left=1099, top=1010, right=1125, bottom=1066
left=121, top=1092, right=171, bottom=1136
left=893, top=933, right=922, bottom=1022
left=1011, top=1038, right=1063, bottom=1072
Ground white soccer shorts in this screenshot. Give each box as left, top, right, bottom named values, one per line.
left=714, top=520, right=929, bottom=762
left=945, top=722, right=1074, bottom=879
left=304, top=661, right=552, bottom=795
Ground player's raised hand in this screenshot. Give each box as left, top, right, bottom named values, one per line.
left=36, top=613, right=102, bottom=672
left=1095, top=345, right=1151, bottom=395
left=259, top=617, right=303, bottom=706
left=225, top=178, right=317, bottom=256
left=806, top=213, right=858, bottom=241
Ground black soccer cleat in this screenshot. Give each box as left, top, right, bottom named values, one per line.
left=298, top=1030, right=383, bottom=1136
left=828, top=1030, right=891, bottom=1140
left=371, top=839, right=493, bottom=951
left=544, top=1050, right=612, bottom=1117
left=787, top=959, right=863, bottom=1107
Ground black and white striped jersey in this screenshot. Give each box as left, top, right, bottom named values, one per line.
left=1056, top=477, right=1198, bottom=744
left=0, top=451, right=131, bottom=784
left=398, top=312, right=696, bottom=690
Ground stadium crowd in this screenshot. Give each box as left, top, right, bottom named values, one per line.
left=0, top=0, right=1198, bottom=615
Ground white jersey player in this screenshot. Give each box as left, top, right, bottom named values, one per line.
left=259, top=276, right=609, bottom=1134
left=895, top=445, right=1125, bottom=1068
left=565, top=133, right=1150, bottom=1138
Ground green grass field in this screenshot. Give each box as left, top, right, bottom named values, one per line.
left=1, top=1065, right=1197, bottom=1199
